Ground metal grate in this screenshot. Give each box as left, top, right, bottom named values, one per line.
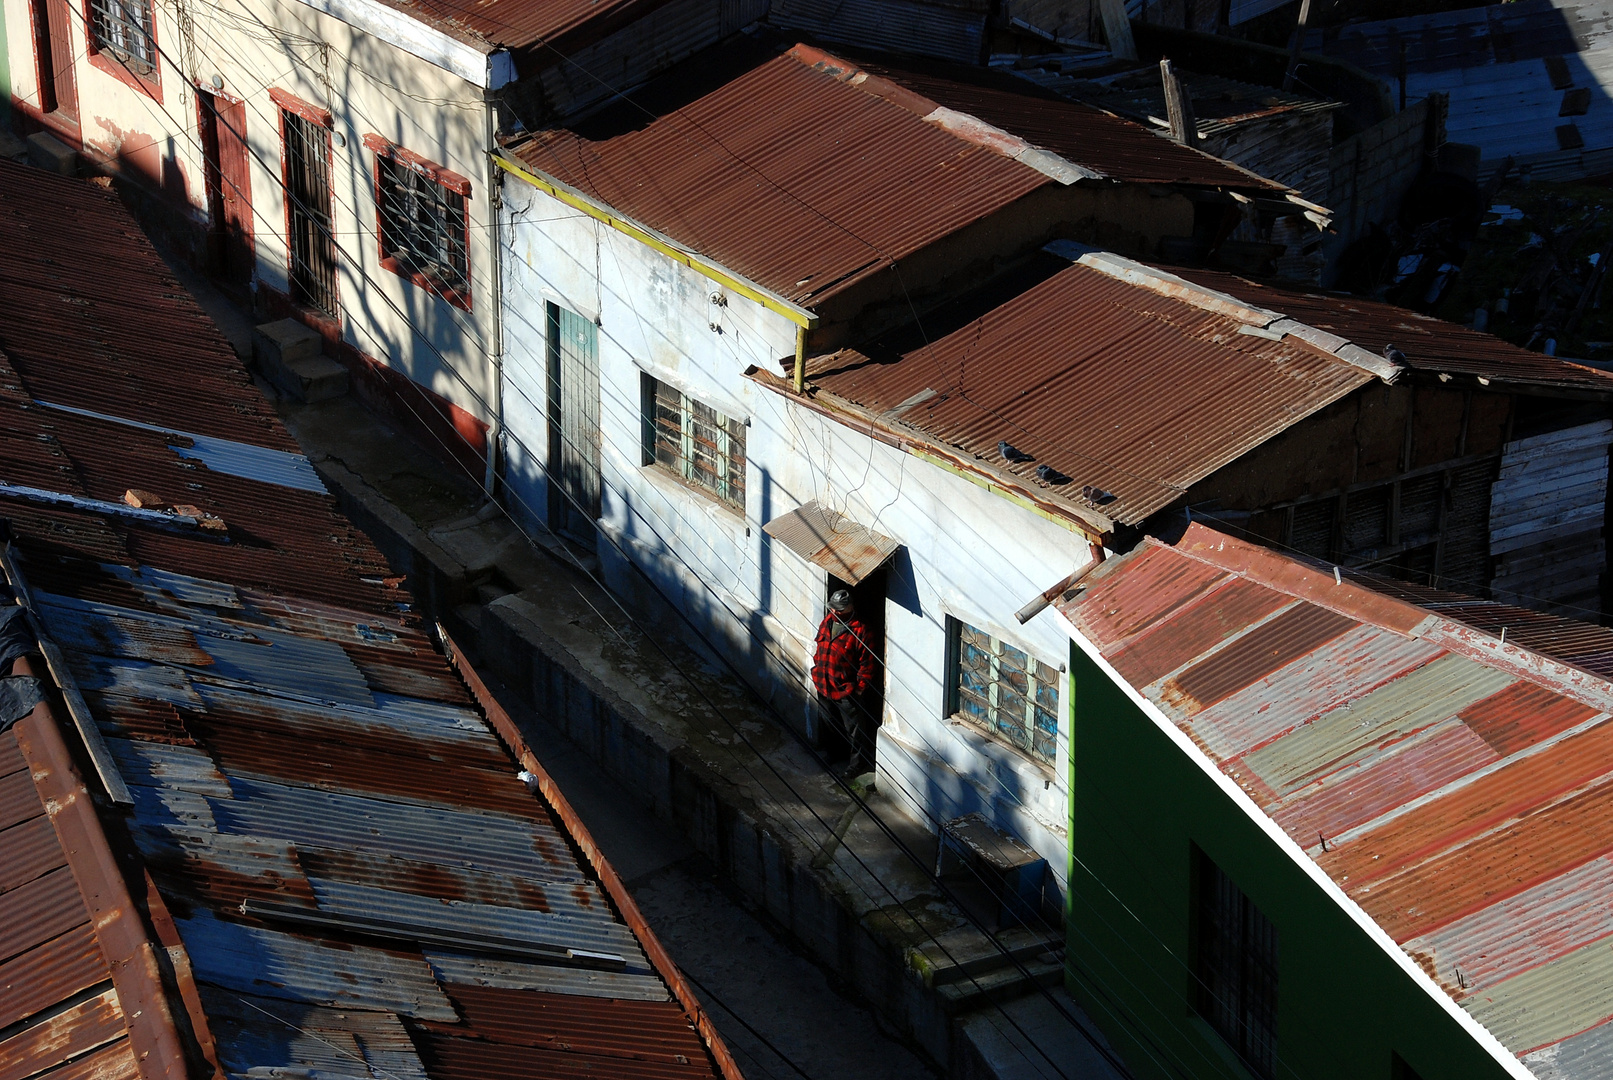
left=1197, top=853, right=1279, bottom=1080
left=377, top=157, right=468, bottom=299
left=90, top=0, right=156, bottom=73
left=642, top=375, right=745, bottom=510
left=950, top=620, right=1058, bottom=763
left=281, top=109, right=339, bottom=318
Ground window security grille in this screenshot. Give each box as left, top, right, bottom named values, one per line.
left=641, top=376, right=745, bottom=510
left=378, top=156, right=469, bottom=300
left=950, top=620, right=1058, bottom=763
left=1197, top=854, right=1279, bottom=1080
left=281, top=109, right=339, bottom=318
left=90, top=0, right=156, bottom=72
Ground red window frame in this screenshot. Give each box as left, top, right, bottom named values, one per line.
left=82, top=0, right=161, bottom=101
left=363, top=134, right=472, bottom=311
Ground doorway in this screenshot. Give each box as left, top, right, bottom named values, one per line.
left=545, top=301, right=601, bottom=545
left=826, top=565, right=888, bottom=756
left=279, top=106, right=338, bottom=317
left=197, top=89, right=254, bottom=288
left=29, top=0, right=78, bottom=129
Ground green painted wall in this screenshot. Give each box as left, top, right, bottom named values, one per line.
left=0, top=0, right=10, bottom=124
left=1064, top=643, right=1514, bottom=1080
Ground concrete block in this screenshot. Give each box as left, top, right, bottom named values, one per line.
left=0, top=129, right=28, bottom=163
left=26, top=132, right=76, bottom=175
left=253, top=319, right=347, bottom=402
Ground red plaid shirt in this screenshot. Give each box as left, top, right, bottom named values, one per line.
left=812, top=613, right=874, bottom=700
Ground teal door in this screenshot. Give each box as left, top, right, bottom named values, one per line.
left=545, top=302, right=600, bottom=545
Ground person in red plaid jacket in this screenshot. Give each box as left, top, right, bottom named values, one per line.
left=812, top=589, right=876, bottom=777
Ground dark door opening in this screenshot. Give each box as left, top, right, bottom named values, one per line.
left=197, top=89, right=254, bottom=289
left=545, top=301, right=601, bottom=545
left=826, top=565, right=887, bottom=757
left=31, top=0, right=78, bottom=128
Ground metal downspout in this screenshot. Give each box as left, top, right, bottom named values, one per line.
left=483, top=93, right=505, bottom=496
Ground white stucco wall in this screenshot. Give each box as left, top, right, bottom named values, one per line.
left=500, top=176, right=1094, bottom=893
left=7, top=0, right=498, bottom=424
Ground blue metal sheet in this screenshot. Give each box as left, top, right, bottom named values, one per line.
left=37, top=400, right=328, bottom=493
left=423, top=950, right=672, bottom=1002
left=177, top=913, right=457, bottom=1020
left=209, top=778, right=575, bottom=881
left=198, top=988, right=430, bottom=1080
left=307, top=877, right=649, bottom=967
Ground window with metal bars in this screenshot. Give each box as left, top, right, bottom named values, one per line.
left=947, top=619, right=1059, bottom=764
left=376, top=152, right=469, bottom=306
left=280, top=107, right=339, bottom=318
left=640, top=375, right=745, bottom=510
left=1196, top=851, right=1279, bottom=1080
left=89, top=0, right=156, bottom=74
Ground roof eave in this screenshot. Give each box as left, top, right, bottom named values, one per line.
left=746, top=366, right=1114, bottom=540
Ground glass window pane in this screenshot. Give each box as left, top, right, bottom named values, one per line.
left=951, top=620, right=1057, bottom=764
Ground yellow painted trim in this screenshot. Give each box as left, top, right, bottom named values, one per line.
left=493, top=153, right=819, bottom=330
left=905, top=445, right=1109, bottom=541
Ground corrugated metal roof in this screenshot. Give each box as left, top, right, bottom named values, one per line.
left=803, top=254, right=1374, bottom=526
left=1060, top=521, right=1613, bottom=1077
left=509, top=41, right=1278, bottom=311
left=0, top=162, right=732, bottom=1080
left=1167, top=268, right=1613, bottom=392
left=762, top=500, right=899, bottom=584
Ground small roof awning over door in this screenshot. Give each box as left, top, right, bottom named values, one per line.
left=762, top=501, right=900, bottom=585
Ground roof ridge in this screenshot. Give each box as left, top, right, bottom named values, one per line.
left=1043, top=241, right=1404, bottom=383
left=784, top=43, right=1103, bottom=185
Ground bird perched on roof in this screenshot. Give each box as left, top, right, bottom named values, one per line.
left=999, top=440, right=1034, bottom=464
left=1036, top=464, right=1072, bottom=486
left=1383, top=343, right=1408, bottom=365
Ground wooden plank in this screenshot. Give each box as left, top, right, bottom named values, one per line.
left=1493, top=513, right=1609, bottom=554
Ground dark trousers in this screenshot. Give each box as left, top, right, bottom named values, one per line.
left=824, top=694, right=876, bottom=775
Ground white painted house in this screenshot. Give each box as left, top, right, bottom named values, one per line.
left=493, top=38, right=1314, bottom=900
left=5, top=0, right=758, bottom=466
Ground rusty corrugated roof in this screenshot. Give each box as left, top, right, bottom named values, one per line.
left=1169, top=267, right=1613, bottom=393
left=513, top=42, right=1051, bottom=308
left=0, top=162, right=735, bottom=1080
left=1060, top=521, right=1613, bottom=1077
left=800, top=253, right=1374, bottom=527
left=852, top=57, right=1287, bottom=190
left=762, top=501, right=899, bottom=585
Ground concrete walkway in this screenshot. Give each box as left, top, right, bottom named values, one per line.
left=165, top=256, right=1123, bottom=1080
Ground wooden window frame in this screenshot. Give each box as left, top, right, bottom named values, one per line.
left=83, top=0, right=161, bottom=101
left=363, top=134, right=472, bottom=311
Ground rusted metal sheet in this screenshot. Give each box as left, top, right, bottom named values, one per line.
left=0, top=163, right=735, bottom=1080
left=0, top=989, right=125, bottom=1080
left=516, top=44, right=1050, bottom=310
left=771, top=0, right=986, bottom=65
left=1171, top=266, right=1613, bottom=393
left=762, top=501, right=899, bottom=585
left=809, top=259, right=1374, bottom=525
left=860, top=60, right=1284, bottom=189
left=1060, top=521, right=1613, bottom=1074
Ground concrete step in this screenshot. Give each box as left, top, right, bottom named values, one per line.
left=911, top=924, right=1063, bottom=989
left=27, top=132, right=76, bottom=175
left=253, top=319, right=347, bottom=402
left=935, top=954, right=1065, bottom=1016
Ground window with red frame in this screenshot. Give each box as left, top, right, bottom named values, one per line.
left=88, top=0, right=157, bottom=76
left=375, top=150, right=469, bottom=304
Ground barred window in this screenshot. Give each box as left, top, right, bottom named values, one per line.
left=375, top=148, right=469, bottom=306
left=947, top=619, right=1058, bottom=763
left=90, top=0, right=157, bottom=73
left=1197, top=852, right=1279, bottom=1080
left=640, top=374, right=745, bottom=510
